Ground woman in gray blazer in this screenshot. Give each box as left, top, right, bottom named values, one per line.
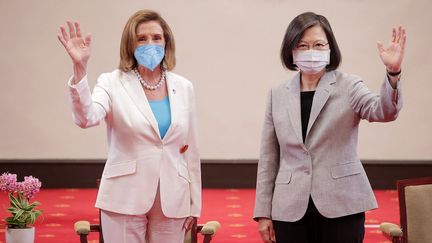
left=253, top=12, right=406, bottom=243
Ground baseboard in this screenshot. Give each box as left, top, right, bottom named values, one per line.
left=1, top=159, right=431, bottom=189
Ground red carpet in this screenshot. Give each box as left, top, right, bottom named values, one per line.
left=0, top=189, right=399, bottom=243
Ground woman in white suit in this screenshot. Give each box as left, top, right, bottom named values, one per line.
left=58, top=10, right=201, bottom=243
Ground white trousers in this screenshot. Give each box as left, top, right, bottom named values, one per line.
left=100, top=187, right=186, bottom=243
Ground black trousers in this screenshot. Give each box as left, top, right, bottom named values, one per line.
left=273, top=198, right=365, bottom=243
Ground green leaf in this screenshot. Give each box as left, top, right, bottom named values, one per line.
left=16, top=193, right=24, bottom=205
left=25, top=204, right=34, bottom=211
left=23, top=201, right=40, bottom=211
left=5, top=216, right=15, bottom=222
left=34, top=210, right=43, bottom=217
left=30, top=213, right=36, bottom=224
left=9, top=194, right=21, bottom=209
left=22, top=197, right=29, bottom=208
left=7, top=207, right=19, bottom=213
left=13, top=209, right=25, bottom=221
left=6, top=216, right=26, bottom=228
left=30, top=201, right=41, bottom=206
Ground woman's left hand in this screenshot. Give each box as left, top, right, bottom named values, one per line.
left=377, top=26, right=407, bottom=73
left=183, top=216, right=196, bottom=231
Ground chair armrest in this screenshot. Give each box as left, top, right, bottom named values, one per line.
left=380, top=222, right=403, bottom=237
left=200, top=221, right=221, bottom=235
left=74, top=221, right=91, bottom=235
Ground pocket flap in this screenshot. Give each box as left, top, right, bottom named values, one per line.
left=331, top=162, right=362, bottom=179
left=103, top=160, right=136, bottom=179
left=275, top=170, right=292, bottom=184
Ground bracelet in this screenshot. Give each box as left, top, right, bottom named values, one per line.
left=387, top=69, right=402, bottom=76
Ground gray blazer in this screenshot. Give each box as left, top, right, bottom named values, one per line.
left=253, top=70, right=402, bottom=222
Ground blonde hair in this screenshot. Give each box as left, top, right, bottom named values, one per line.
left=118, top=10, right=176, bottom=72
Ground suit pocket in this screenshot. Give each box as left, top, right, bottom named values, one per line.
left=178, top=162, right=191, bottom=183
left=275, top=170, right=292, bottom=184
left=103, top=160, right=137, bottom=179
left=331, top=162, right=362, bottom=179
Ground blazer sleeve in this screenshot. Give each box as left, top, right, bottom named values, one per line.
left=185, top=82, right=202, bottom=217
left=253, top=89, right=280, bottom=220
left=349, top=75, right=403, bottom=122
left=68, top=74, right=112, bottom=128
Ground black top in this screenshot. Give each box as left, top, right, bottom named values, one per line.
left=300, top=91, right=315, bottom=143
left=301, top=90, right=317, bottom=213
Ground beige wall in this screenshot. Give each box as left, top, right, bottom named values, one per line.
left=0, top=0, right=431, bottom=160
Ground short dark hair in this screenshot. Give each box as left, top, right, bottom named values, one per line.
left=280, top=12, right=341, bottom=71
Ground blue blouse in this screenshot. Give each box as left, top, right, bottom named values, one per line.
left=148, top=96, right=171, bottom=139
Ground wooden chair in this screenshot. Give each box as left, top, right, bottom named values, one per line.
left=74, top=180, right=221, bottom=243
left=380, top=176, right=432, bottom=243
left=74, top=218, right=221, bottom=243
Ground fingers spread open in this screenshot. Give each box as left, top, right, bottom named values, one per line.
left=67, top=20, right=76, bottom=38
left=85, top=33, right=92, bottom=47
left=376, top=41, right=385, bottom=53
left=401, top=32, right=407, bottom=51
left=57, top=32, right=67, bottom=48
left=60, top=25, right=69, bottom=42
left=392, top=27, right=396, bottom=43
left=396, top=25, right=403, bottom=43
left=75, top=21, right=82, bottom=38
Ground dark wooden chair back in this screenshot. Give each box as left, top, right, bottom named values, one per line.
left=397, top=176, right=432, bottom=243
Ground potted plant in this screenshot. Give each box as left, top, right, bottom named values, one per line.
left=0, top=172, right=42, bottom=243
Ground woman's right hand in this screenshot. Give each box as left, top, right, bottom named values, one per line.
left=258, top=218, right=276, bottom=243
left=57, top=20, right=92, bottom=83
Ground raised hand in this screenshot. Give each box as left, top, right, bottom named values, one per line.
left=377, top=26, right=406, bottom=73
left=57, top=20, right=92, bottom=83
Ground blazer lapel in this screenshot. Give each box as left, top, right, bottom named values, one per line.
left=162, top=72, right=178, bottom=141
left=119, top=71, right=161, bottom=139
left=285, top=73, right=305, bottom=146
left=306, top=71, right=336, bottom=135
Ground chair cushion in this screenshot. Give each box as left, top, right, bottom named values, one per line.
left=379, top=222, right=402, bottom=237
left=74, top=221, right=90, bottom=235
left=201, top=221, right=221, bottom=235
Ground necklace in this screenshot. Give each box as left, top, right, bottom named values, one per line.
left=133, top=68, right=165, bottom=91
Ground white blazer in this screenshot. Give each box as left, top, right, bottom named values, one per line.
left=68, top=69, right=201, bottom=218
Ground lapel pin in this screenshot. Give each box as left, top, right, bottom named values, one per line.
left=180, top=145, right=189, bottom=154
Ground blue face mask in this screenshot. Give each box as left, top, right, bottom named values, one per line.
left=134, top=44, right=165, bottom=71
